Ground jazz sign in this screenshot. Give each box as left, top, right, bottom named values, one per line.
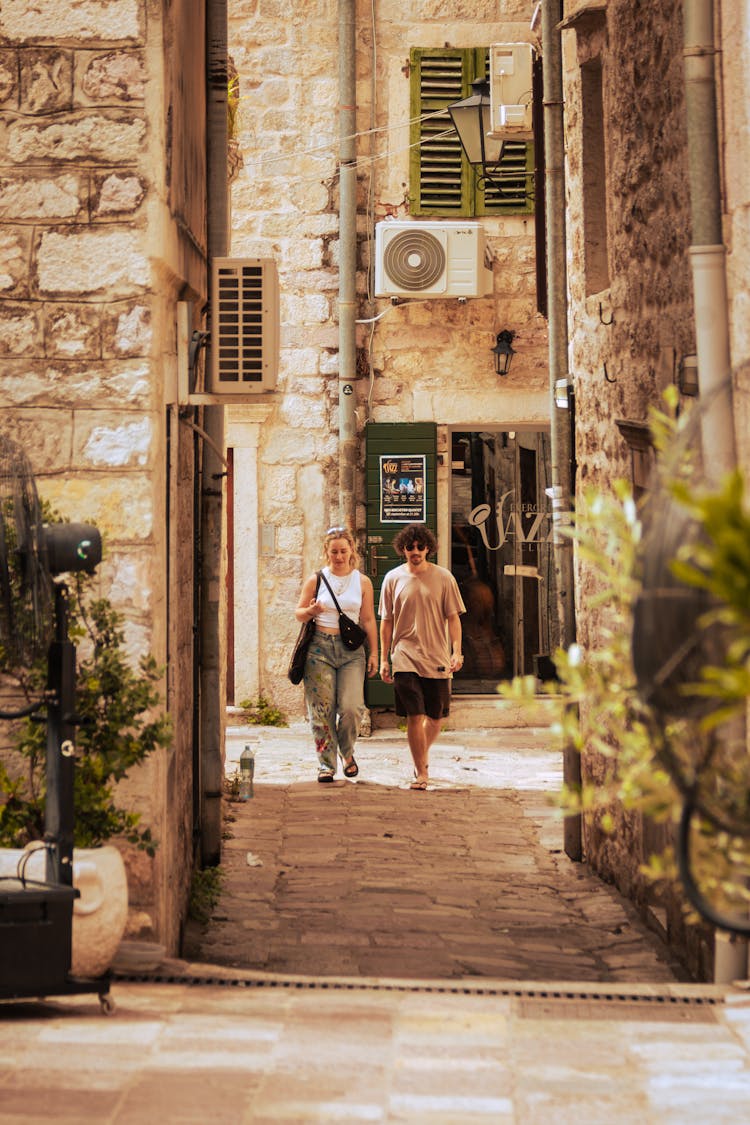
left=379, top=455, right=426, bottom=523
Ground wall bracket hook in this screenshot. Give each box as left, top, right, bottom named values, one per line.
left=599, top=302, right=614, bottom=326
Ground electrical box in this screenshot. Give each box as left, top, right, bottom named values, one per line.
left=489, top=43, right=535, bottom=140
left=210, top=258, right=279, bottom=394
left=374, top=221, right=493, bottom=299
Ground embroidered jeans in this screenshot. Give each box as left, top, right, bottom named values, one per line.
left=304, top=633, right=366, bottom=773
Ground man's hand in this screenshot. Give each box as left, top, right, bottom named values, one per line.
left=380, top=661, right=393, bottom=683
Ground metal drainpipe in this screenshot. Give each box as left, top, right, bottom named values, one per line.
left=684, top=0, right=736, bottom=482
left=542, top=0, right=581, bottom=861
left=338, top=0, right=357, bottom=530
left=683, top=0, right=743, bottom=984
left=200, top=0, right=229, bottom=867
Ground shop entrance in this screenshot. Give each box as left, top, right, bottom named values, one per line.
left=451, top=429, right=559, bottom=694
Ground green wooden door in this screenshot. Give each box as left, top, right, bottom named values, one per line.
left=365, top=422, right=438, bottom=707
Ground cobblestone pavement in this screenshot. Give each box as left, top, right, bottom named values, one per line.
left=196, top=724, right=685, bottom=983
left=3, top=724, right=750, bottom=1122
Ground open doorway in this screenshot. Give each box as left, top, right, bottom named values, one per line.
left=451, top=429, right=559, bottom=693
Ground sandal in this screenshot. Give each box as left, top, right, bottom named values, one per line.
left=317, top=770, right=335, bottom=783
left=410, top=777, right=428, bottom=790
left=343, top=758, right=359, bottom=778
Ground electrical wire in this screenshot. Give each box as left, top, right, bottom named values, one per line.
left=243, top=128, right=459, bottom=189
left=238, top=105, right=450, bottom=174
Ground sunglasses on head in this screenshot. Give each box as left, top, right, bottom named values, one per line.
left=326, top=526, right=347, bottom=535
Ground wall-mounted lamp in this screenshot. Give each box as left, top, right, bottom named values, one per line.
left=678, top=354, right=699, bottom=397
left=448, top=79, right=506, bottom=191
left=491, top=329, right=516, bottom=376
left=554, top=377, right=572, bottom=409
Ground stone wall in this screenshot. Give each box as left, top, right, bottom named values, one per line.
left=228, top=0, right=550, bottom=717
left=561, top=0, right=750, bottom=979
left=0, top=0, right=203, bottom=953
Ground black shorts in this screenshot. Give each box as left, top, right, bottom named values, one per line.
left=393, top=672, right=451, bottom=720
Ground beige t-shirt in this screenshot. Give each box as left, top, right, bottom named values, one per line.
left=379, top=563, right=466, bottom=678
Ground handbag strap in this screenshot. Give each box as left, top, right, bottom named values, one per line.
left=318, top=569, right=343, bottom=613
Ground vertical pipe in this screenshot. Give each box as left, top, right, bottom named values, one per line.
left=683, top=0, right=736, bottom=481
left=542, top=0, right=581, bottom=860
left=200, top=0, right=229, bottom=866
left=683, top=0, right=742, bottom=983
left=338, top=0, right=357, bottom=530
left=44, top=585, right=76, bottom=886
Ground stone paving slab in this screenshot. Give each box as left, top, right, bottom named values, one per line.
left=203, top=725, right=685, bottom=984
left=2, top=979, right=750, bottom=1123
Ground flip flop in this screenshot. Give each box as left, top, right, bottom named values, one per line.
left=410, top=778, right=428, bottom=790
left=317, top=771, right=335, bottom=783
left=343, top=758, right=359, bottom=778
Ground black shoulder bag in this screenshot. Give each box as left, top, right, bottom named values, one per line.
left=287, top=572, right=321, bottom=684
left=318, top=571, right=367, bottom=651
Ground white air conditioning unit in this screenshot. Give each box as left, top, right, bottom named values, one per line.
left=209, top=257, right=279, bottom=394
left=489, top=43, right=535, bottom=140
left=374, top=221, right=493, bottom=299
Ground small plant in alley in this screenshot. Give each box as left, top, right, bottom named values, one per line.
left=238, top=695, right=287, bottom=727
left=188, top=865, right=224, bottom=926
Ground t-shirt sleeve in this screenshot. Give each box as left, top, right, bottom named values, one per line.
left=378, top=574, right=393, bottom=619
left=444, top=574, right=467, bottom=617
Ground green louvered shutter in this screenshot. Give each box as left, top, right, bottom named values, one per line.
left=409, top=47, right=534, bottom=218
left=409, top=49, right=471, bottom=215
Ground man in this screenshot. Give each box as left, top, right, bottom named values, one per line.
left=379, top=523, right=466, bottom=789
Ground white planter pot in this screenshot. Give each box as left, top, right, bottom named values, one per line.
left=0, top=844, right=129, bottom=978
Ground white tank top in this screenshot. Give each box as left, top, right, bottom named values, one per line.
left=317, top=567, right=362, bottom=630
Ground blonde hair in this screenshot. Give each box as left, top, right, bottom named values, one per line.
left=322, top=527, right=361, bottom=569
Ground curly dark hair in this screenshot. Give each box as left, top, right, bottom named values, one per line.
left=392, top=523, right=437, bottom=556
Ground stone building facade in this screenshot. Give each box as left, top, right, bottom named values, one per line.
left=0, top=0, right=211, bottom=952
left=227, top=0, right=556, bottom=722
left=559, top=0, right=750, bottom=979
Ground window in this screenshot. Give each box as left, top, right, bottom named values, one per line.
left=409, top=47, right=534, bottom=217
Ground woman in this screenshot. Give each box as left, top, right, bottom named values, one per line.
left=295, top=527, right=378, bottom=782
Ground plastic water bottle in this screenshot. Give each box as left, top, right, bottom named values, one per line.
left=239, top=742, right=256, bottom=800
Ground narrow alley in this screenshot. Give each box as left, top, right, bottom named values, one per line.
left=193, top=725, right=683, bottom=984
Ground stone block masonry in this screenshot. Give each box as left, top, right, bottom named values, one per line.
left=0, top=1, right=196, bottom=957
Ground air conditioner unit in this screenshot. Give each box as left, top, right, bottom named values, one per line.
left=374, top=221, right=493, bottom=299
left=489, top=43, right=535, bottom=140
left=209, top=257, right=279, bottom=394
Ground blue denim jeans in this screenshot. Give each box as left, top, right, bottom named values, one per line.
left=304, top=632, right=366, bottom=773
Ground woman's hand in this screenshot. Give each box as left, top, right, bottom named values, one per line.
left=366, top=652, right=378, bottom=677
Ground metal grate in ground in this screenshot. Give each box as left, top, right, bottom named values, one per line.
left=116, top=971, right=722, bottom=1019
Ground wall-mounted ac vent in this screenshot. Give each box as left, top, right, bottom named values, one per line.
left=209, top=257, right=279, bottom=394
left=489, top=42, right=535, bottom=140
left=374, top=221, right=493, bottom=299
